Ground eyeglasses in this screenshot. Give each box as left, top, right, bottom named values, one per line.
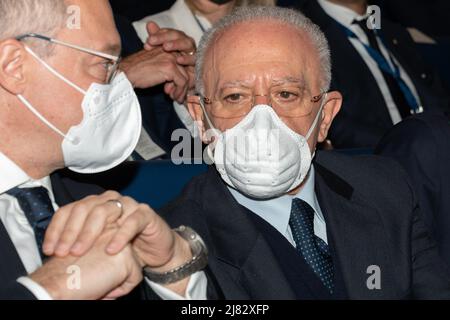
left=16, top=33, right=121, bottom=84
left=200, top=89, right=326, bottom=119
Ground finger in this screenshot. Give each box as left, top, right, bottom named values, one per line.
left=148, top=29, right=192, bottom=48
left=186, top=66, right=196, bottom=90
left=176, top=54, right=196, bottom=67
left=163, top=37, right=196, bottom=54
left=51, top=191, right=121, bottom=257
left=106, top=206, right=152, bottom=255
left=44, top=194, right=100, bottom=256
left=164, top=82, right=176, bottom=97
left=171, top=65, right=190, bottom=103
left=115, top=196, right=140, bottom=225
left=145, top=21, right=161, bottom=50
left=164, top=63, right=189, bottom=101
left=69, top=201, right=125, bottom=256
left=146, top=21, right=160, bottom=36
left=42, top=203, right=75, bottom=256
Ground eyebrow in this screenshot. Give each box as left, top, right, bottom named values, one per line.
left=220, top=76, right=307, bottom=90
left=271, top=76, right=306, bottom=86
left=97, top=44, right=122, bottom=58
left=220, top=80, right=254, bottom=89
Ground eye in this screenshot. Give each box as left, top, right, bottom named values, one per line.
left=224, top=93, right=244, bottom=103
left=101, top=60, right=113, bottom=71
left=277, top=91, right=299, bottom=101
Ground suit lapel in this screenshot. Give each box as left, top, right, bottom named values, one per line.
left=314, top=160, right=397, bottom=299
left=0, top=220, right=28, bottom=282
left=50, top=173, right=75, bottom=207
left=202, top=168, right=296, bottom=299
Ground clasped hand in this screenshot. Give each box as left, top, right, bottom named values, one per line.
left=30, top=191, right=192, bottom=300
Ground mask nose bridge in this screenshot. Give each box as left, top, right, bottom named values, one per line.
left=253, top=94, right=272, bottom=108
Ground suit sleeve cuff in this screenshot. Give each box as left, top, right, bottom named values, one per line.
left=145, top=271, right=208, bottom=300
left=16, top=277, right=53, bottom=300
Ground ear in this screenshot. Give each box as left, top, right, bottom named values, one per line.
left=186, top=94, right=209, bottom=142
left=0, top=39, right=28, bottom=95
left=317, top=91, right=342, bottom=143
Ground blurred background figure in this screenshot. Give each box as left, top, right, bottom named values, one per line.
left=371, top=0, right=450, bottom=94
left=131, top=0, right=276, bottom=145
left=111, top=2, right=198, bottom=160
left=290, top=0, right=450, bottom=149
left=376, top=113, right=450, bottom=268
left=371, top=0, right=450, bottom=39
left=134, top=0, right=277, bottom=45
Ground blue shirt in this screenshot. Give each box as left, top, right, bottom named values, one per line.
left=228, top=166, right=328, bottom=246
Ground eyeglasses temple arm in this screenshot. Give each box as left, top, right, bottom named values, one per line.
left=16, top=33, right=119, bottom=62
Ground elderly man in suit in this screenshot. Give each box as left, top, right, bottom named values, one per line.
left=0, top=0, right=207, bottom=300
left=156, top=6, right=450, bottom=299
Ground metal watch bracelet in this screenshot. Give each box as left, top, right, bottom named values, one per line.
left=143, top=226, right=208, bottom=285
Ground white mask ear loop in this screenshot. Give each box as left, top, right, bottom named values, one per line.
left=17, top=94, right=78, bottom=144
left=24, top=46, right=87, bottom=95
left=199, top=98, right=223, bottom=162
left=305, top=93, right=328, bottom=140
left=15, top=46, right=86, bottom=144
left=199, top=98, right=220, bottom=134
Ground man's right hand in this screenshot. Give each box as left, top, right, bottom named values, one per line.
left=30, top=226, right=143, bottom=300
left=120, top=47, right=191, bottom=103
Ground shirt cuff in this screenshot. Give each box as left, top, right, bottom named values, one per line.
left=145, top=271, right=208, bottom=300
left=17, top=277, right=53, bottom=300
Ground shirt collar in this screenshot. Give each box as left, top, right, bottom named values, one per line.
left=318, top=0, right=368, bottom=27
left=0, top=152, right=53, bottom=200
left=0, top=152, right=31, bottom=195
left=228, top=165, right=324, bottom=237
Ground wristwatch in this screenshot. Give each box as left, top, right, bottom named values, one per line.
left=143, top=226, right=208, bottom=285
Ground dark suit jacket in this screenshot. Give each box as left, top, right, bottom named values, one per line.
left=297, top=0, right=450, bottom=148
left=160, top=151, right=450, bottom=299
left=376, top=112, right=450, bottom=266
left=0, top=174, right=104, bottom=299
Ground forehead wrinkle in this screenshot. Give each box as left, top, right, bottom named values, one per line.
left=271, top=76, right=306, bottom=86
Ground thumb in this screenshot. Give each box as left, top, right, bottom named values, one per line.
left=146, top=21, right=160, bottom=36
left=145, top=21, right=161, bottom=51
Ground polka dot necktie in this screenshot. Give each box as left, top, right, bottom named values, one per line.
left=7, top=187, right=55, bottom=259
left=289, top=198, right=335, bottom=293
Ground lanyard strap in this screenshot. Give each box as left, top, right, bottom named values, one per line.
left=339, top=22, right=422, bottom=114
left=193, top=14, right=207, bottom=33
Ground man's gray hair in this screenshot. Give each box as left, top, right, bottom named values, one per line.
left=0, top=0, right=67, bottom=55
left=195, top=6, right=332, bottom=95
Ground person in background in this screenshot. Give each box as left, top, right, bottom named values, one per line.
left=133, top=0, right=276, bottom=137
left=294, top=0, right=450, bottom=149
left=117, top=18, right=197, bottom=160
left=376, top=113, right=450, bottom=267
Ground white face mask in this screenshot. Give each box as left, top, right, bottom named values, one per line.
left=201, top=94, right=327, bottom=199
left=17, top=46, right=142, bottom=174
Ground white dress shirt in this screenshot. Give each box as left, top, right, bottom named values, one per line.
left=0, top=153, right=54, bottom=300
left=0, top=152, right=207, bottom=300
left=158, top=165, right=329, bottom=300
left=133, top=0, right=212, bottom=136
left=318, top=0, right=422, bottom=125
left=229, top=165, right=328, bottom=246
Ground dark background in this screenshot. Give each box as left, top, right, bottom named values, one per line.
left=109, top=0, right=176, bottom=22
